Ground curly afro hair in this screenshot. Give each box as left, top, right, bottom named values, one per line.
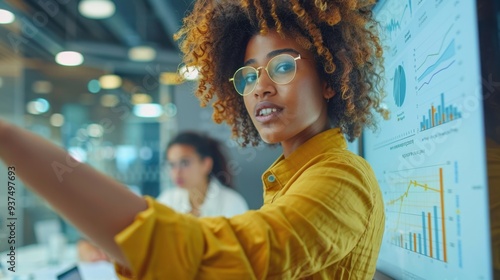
left=175, top=0, right=387, bottom=146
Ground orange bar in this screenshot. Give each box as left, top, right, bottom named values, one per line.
left=450, top=113, right=453, bottom=121
left=432, top=106, right=436, bottom=127
left=413, top=233, right=417, bottom=252
left=428, top=212, right=433, bottom=258
left=439, top=168, right=448, bottom=262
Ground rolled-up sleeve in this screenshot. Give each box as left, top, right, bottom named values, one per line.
left=114, top=158, right=375, bottom=280
left=114, top=197, right=204, bottom=279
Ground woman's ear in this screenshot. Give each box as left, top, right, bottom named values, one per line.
left=323, top=83, right=336, bottom=100
left=202, top=157, right=213, bottom=176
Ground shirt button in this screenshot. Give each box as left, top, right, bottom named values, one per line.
left=267, top=174, right=275, bottom=183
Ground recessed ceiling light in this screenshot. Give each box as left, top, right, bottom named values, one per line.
left=87, top=79, right=101, bottom=93
left=55, top=51, right=84, bottom=66
left=26, top=98, right=50, bottom=115
left=99, top=74, right=122, bottom=89
left=178, top=65, right=200, bottom=81
left=128, top=46, right=156, bottom=62
left=78, top=0, right=116, bottom=19
left=50, top=113, right=65, bottom=127
left=160, top=72, right=183, bottom=85
left=133, top=103, right=163, bottom=118
left=131, top=93, right=152, bottom=104
left=0, top=9, right=15, bottom=24
left=100, top=94, right=119, bottom=107
left=87, top=123, right=104, bottom=138
left=32, top=80, right=53, bottom=94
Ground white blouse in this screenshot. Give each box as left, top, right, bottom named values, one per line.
left=156, top=178, right=249, bottom=218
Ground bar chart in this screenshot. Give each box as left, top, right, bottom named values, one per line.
left=367, top=0, right=492, bottom=278
left=385, top=165, right=450, bottom=262
left=420, top=93, right=462, bottom=131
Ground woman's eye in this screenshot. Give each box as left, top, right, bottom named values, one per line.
left=180, top=159, right=190, bottom=168
left=274, top=62, right=294, bottom=74
left=244, top=73, right=258, bottom=84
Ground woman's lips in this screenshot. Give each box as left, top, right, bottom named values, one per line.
left=254, top=101, right=283, bottom=123
left=175, top=179, right=185, bottom=186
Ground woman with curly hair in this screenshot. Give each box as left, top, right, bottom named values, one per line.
left=0, top=0, right=387, bottom=278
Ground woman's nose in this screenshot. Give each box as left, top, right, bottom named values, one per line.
left=253, top=69, right=276, bottom=98
left=170, top=166, right=182, bottom=176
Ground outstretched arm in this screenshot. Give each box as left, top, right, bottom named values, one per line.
left=0, top=120, right=147, bottom=268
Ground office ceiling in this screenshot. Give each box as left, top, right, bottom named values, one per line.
left=0, top=0, right=198, bottom=123
left=0, top=0, right=193, bottom=80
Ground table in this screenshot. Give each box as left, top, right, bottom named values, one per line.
left=0, top=244, right=118, bottom=280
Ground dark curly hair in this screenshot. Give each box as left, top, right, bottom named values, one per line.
left=175, top=0, right=387, bottom=146
left=167, top=131, right=234, bottom=188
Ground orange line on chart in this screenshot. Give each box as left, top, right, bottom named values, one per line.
left=387, top=179, right=440, bottom=231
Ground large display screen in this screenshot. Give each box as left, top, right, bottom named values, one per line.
left=364, top=0, right=492, bottom=279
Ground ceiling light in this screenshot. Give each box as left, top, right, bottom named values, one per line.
left=78, top=0, right=116, bottom=19
left=178, top=65, right=200, bottom=81
left=131, top=93, right=152, bottom=104
left=99, top=74, right=122, bottom=89
left=128, top=46, right=156, bottom=62
left=50, top=113, right=65, bottom=127
left=26, top=98, right=50, bottom=115
left=32, top=80, right=53, bottom=94
left=55, top=51, right=84, bottom=66
left=100, top=94, right=119, bottom=107
left=160, top=72, right=184, bottom=85
left=0, top=9, right=15, bottom=24
left=87, top=79, right=101, bottom=93
left=87, top=124, right=104, bottom=138
left=133, top=103, right=163, bottom=118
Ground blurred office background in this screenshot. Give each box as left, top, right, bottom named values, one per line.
left=0, top=0, right=281, bottom=253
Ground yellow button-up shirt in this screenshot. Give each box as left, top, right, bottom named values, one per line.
left=114, top=128, right=385, bottom=279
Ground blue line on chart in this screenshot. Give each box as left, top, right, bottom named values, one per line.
left=418, top=60, right=455, bottom=91
left=416, top=24, right=454, bottom=71
left=418, top=39, right=455, bottom=82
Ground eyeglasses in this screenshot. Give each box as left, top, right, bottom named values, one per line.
left=166, top=157, right=197, bottom=171
left=229, top=53, right=302, bottom=96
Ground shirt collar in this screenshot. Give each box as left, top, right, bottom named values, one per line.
left=262, top=128, right=347, bottom=190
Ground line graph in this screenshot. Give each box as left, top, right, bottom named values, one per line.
left=413, top=21, right=460, bottom=93
left=417, top=60, right=455, bottom=91
left=370, top=0, right=492, bottom=277
left=384, top=164, right=451, bottom=262
left=416, top=24, right=454, bottom=72
left=378, top=0, right=413, bottom=38
left=417, top=39, right=455, bottom=83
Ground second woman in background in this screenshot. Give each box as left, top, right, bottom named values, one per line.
left=78, top=131, right=249, bottom=262
left=158, top=131, right=249, bottom=217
